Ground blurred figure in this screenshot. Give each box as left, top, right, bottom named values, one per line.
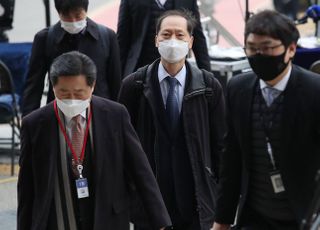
left=18, top=51, right=170, bottom=230
left=119, top=10, right=226, bottom=230
left=22, top=0, right=121, bottom=117
left=0, top=0, right=15, bottom=42
left=273, top=0, right=299, bottom=20
left=213, top=10, right=320, bottom=230
left=117, top=0, right=211, bottom=77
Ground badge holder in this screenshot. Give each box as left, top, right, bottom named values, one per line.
left=75, top=164, right=89, bottom=199
left=270, top=170, right=285, bottom=194
left=267, top=141, right=285, bottom=194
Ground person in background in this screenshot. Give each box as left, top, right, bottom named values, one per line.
left=117, top=0, right=211, bottom=77
left=213, top=10, right=320, bottom=230
left=22, top=0, right=121, bottom=117
left=118, top=10, right=226, bottom=230
left=17, top=51, right=170, bottom=230
left=273, top=0, right=299, bottom=20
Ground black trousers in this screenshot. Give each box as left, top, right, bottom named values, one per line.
left=135, top=213, right=201, bottom=230
left=238, top=208, right=299, bottom=230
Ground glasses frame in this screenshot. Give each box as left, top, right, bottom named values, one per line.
left=243, top=43, right=283, bottom=56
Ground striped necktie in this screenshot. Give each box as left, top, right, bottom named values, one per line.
left=263, top=86, right=281, bottom=107
left=71, top=115, right=85, bottom=159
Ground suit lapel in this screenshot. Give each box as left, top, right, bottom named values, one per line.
left=238, top=75, right=257, bottom=168
left=33, top=103, right=59, bottom=214
left=143, top=61, right=173, bottom=137
left=280, top=67, right=299, bottom=161
left=39, top=103, right=59, bottom=174
left=90, top=97, right=113, bottom=188
left=53, top=22, right=66, bottom=45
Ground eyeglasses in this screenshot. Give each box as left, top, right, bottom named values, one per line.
left=243, top=43, right=283, bottom=56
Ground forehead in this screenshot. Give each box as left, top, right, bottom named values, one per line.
left=159, top=15, right=188, bottom=31
left=246, top=33, right=281, bottom=45
left=54, top=75, right=89, bottom=88
left=60, top=8, right=86, bottom=17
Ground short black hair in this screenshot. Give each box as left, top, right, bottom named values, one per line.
left=156, top=9, right=197, bottom=35
left=54, top=0, right=89, bottom=15
left=50, top=51, right=96, bottom=87
left=245, top=10, right=300, bottom=47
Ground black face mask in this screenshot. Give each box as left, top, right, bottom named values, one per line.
left=247, top=51, right=289, bottom=81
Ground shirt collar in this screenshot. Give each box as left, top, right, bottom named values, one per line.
left=84, top=18, right=99, bottom=40
left=158, top=62, right=186, bottom=87
left=158, top=0, right=167, bottom=5
left=259, top=65, right=292, bottom=91
left=64, top=111, right=86, bottom=125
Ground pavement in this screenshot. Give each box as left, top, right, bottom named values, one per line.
left=0, top=0, right=315, bottom=229
left=0, top=176, right=18, bottom=230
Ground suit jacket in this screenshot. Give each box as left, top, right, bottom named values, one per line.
left=17, top=96, right=171, bottom=230
left=215, top=65, right=320, bottom=226
left=117, top=0, right=211, bottom=77
left=22, top=18, right=121, bottom=116
left=118, top=60, right=226, bottom=229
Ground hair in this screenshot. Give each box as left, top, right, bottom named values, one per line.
left=244, top=10, right=300, bottom=47
left=156, top=9, right=197, bottom=35
left=54, top=0, right=89, bottom=15
left=50, top=51, right=96, bottom=87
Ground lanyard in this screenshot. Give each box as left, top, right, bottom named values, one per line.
left=258, top=90, right=282, bottom=170
left=54, top=100, right=92, bottom=167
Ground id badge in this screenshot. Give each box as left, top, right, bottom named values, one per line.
left=76, top=178, right=89, bottom=198
left=270, top=171, right=285, bottom=193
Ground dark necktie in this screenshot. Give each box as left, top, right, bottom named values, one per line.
left=166, top=76, right=179, bottom=130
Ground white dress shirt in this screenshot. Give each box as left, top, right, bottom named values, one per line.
left=156, top=0, right=167, bottom=6
left=158, top=62, right=186, bottom=112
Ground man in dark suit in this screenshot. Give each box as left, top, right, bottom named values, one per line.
left=22, top=0, right=121, bottom=117
left=118, top=10, right=226, bottom=230
left=117, top=0, right=211, bottom=77
left=213, top=10, right=320, bottom=230
left=17, top=51, right=170, bottom=230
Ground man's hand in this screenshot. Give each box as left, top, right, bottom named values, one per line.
left=211, top=222, right=231, bottom=230
left=160, top=228, right=165, bottom=230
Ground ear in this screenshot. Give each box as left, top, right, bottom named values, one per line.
left=287, top=42, right=297, bottom=59
left=155, top=35, right=159, bottom=47
left=91, top=81, right=96, bottom=92
left=52, top=87, right=60, bottom=100
left=188, top=36, right=194, bottom=49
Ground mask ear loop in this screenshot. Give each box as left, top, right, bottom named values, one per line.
left=283, top=41, right=297, bottom=61
left=282, top=49, right=291, bottom=69
left=53, top=88, right=57, bottom=98
left=89, top=87, right=94, bottom=102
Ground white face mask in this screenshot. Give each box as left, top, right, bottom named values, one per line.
left=60, top=18, right=87, bottom=34
left=158, top=39, right=190, bottom=63
left=56, top=98, right=90, bottom=118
